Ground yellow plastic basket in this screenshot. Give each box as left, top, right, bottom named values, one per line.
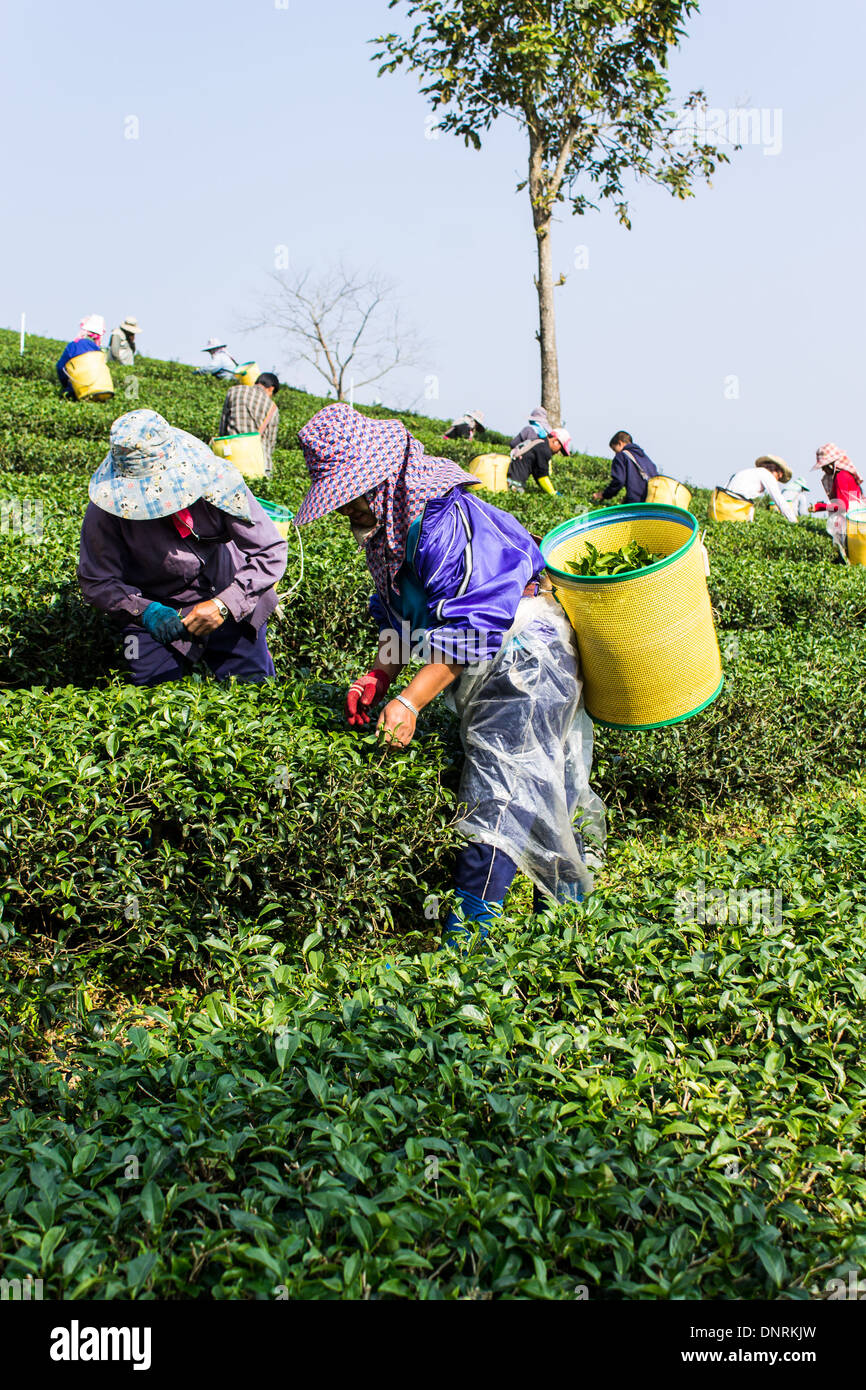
left=847, top=507, right=866, bottom=566
left=212, top=433, right=266, bottom=478
left=64, top=351, right=114, bottom=402
left=646, top=475, right=692, bottom=508
left=235, top=361, right=260, bottom=387
left=541, top=504, right=723, bottom=730
left=467, top=452, right=509, bottom=493
left=709, top=488, right=754, bottom=523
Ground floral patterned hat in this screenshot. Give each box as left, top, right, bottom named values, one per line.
left=89, top=410, right=252, bottom=522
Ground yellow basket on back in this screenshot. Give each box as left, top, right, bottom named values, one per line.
left=646, top=475, right=692, bottom=508
left=709, top=488, right=754, bottom=523
left=235, top=361, right=260, bottom=387
left=541, top=504, right=723, bottom=730
left=212, top=433, right=266, bottom=478
left=847, top=507, right=866, bottom=566
left=467, top=453, right=509, bottom=493
left=64, top=351, right=114, bottom=402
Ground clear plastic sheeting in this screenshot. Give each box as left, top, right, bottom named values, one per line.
left=446, top=594, right=607, bottom=903
left=824, top=507, right=848, bottom=561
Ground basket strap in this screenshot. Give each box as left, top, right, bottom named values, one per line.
left=258, top=402, right=278, bottom=436
left=622, top=448, right=650, bottom=483
left=510, top=436, right=541, bottom=461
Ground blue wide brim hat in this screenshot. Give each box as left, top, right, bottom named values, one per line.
left=89, top=409, right=251, bottom=522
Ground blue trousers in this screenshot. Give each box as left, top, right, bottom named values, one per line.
left=121, top=617, right=275, bottom=687
left=454, top=841, right=519, bottom=901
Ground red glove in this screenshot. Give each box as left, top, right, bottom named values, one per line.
left=346, top=668, right=393, bottom=726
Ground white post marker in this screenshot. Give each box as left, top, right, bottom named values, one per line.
left=19, top=312, right=25, bottom=355
left=348, top=377, right=354, bottom=409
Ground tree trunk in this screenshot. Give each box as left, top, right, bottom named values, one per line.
left=528, top=127, right=562, bottom=427
left=535, top=218, right=561, bottom=427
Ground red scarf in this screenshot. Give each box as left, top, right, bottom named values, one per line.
left=172, top=508, right=195, bottom=538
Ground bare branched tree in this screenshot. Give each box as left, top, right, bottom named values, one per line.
left=245, top=265, right=425, bottom=402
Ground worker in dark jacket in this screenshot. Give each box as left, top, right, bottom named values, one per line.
left=78, top=410, right=288, bottom=686
left=444, top=410, right=485, bottom=442
left=593, top=431, right=658, bottom=505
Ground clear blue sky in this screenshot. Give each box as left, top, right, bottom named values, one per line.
left=2, top=0, right=863, bottom=490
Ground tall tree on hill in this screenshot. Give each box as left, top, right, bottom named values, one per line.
left=373, top=0, right=728, bottom=426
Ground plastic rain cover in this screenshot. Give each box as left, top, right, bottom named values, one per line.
left=446, top=594, right=607, bottom=903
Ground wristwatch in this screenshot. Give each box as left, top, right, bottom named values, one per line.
left=212, top=598, right=229, bottom=621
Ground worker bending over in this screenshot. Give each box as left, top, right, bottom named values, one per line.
left=726, top=455, right=798, bottom=523
left=56, top=315, right=106, bottom=398
left=593, top=431, right=658, bottom=505
left=218, top=372, right=281, bottom=477
left=811, top=443, right=862, bottom=513
left=444, top=409, right=485, bottom=442
left=508, top=406, right=571, bottom=495
left=295, top=403, right=605, bottom=951
left=78, top=410, right=287, bottom=685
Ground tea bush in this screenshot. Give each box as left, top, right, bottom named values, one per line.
left=0, top=327, right=864, bottom=1300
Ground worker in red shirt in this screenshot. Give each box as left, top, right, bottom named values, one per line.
left=811, top=443, right=863, bottom=513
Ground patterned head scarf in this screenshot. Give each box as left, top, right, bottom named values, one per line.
left=813, top=444, right=863, bottom=498
left=89, top=410, right=252, bottom=522
left=296, top=403, right=475, bottom=598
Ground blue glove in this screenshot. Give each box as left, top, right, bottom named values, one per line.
left=141, top=601, right=186, bottom=644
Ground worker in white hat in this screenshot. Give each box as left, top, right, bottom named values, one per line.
left=108, top=317, right=140, bottom=366
left=197, top=337, right=238, bottom=380
left=55, top=315, right=106, bottom=398
left=444, top=409, right=486, bottom=442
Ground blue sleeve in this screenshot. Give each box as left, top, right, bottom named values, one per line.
left=56, top=340, right=99, bottom=397
left=602, top=453, right=626, bottom=500
left=412, top=492, right=543, bottom=665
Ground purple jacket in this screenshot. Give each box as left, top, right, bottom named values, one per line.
left=369, top=486, right=544, bottom=664
left=78, top=493, right=288, bottom=656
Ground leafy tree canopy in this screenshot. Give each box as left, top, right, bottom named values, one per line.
left=374, top=0, right=727, bottom=227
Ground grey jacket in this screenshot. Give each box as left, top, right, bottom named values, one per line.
left=108, top=328, right=135, bottom=365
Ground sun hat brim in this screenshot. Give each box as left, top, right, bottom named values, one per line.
left=89, top=426, right=249, bottom=521
left=755, top=455, right=791, bottom=482
left=294, top=467, right=391, bottom=527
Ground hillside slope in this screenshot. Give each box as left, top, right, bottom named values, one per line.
left=0, top=328, right=864, bottom=1300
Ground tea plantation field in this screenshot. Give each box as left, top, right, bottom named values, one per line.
left=1, top=328, right=864, bottom=1300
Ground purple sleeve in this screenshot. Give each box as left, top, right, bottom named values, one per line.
left=369, top=592, right=393, bottom=629
left=78, top=504, right=150, bottom=619
left=214, top=492, right=289, bottom=623
left=412, top=491, right=543, bottom=664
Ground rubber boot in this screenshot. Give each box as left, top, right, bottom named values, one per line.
left=441, top=888, right=503, bottom=955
